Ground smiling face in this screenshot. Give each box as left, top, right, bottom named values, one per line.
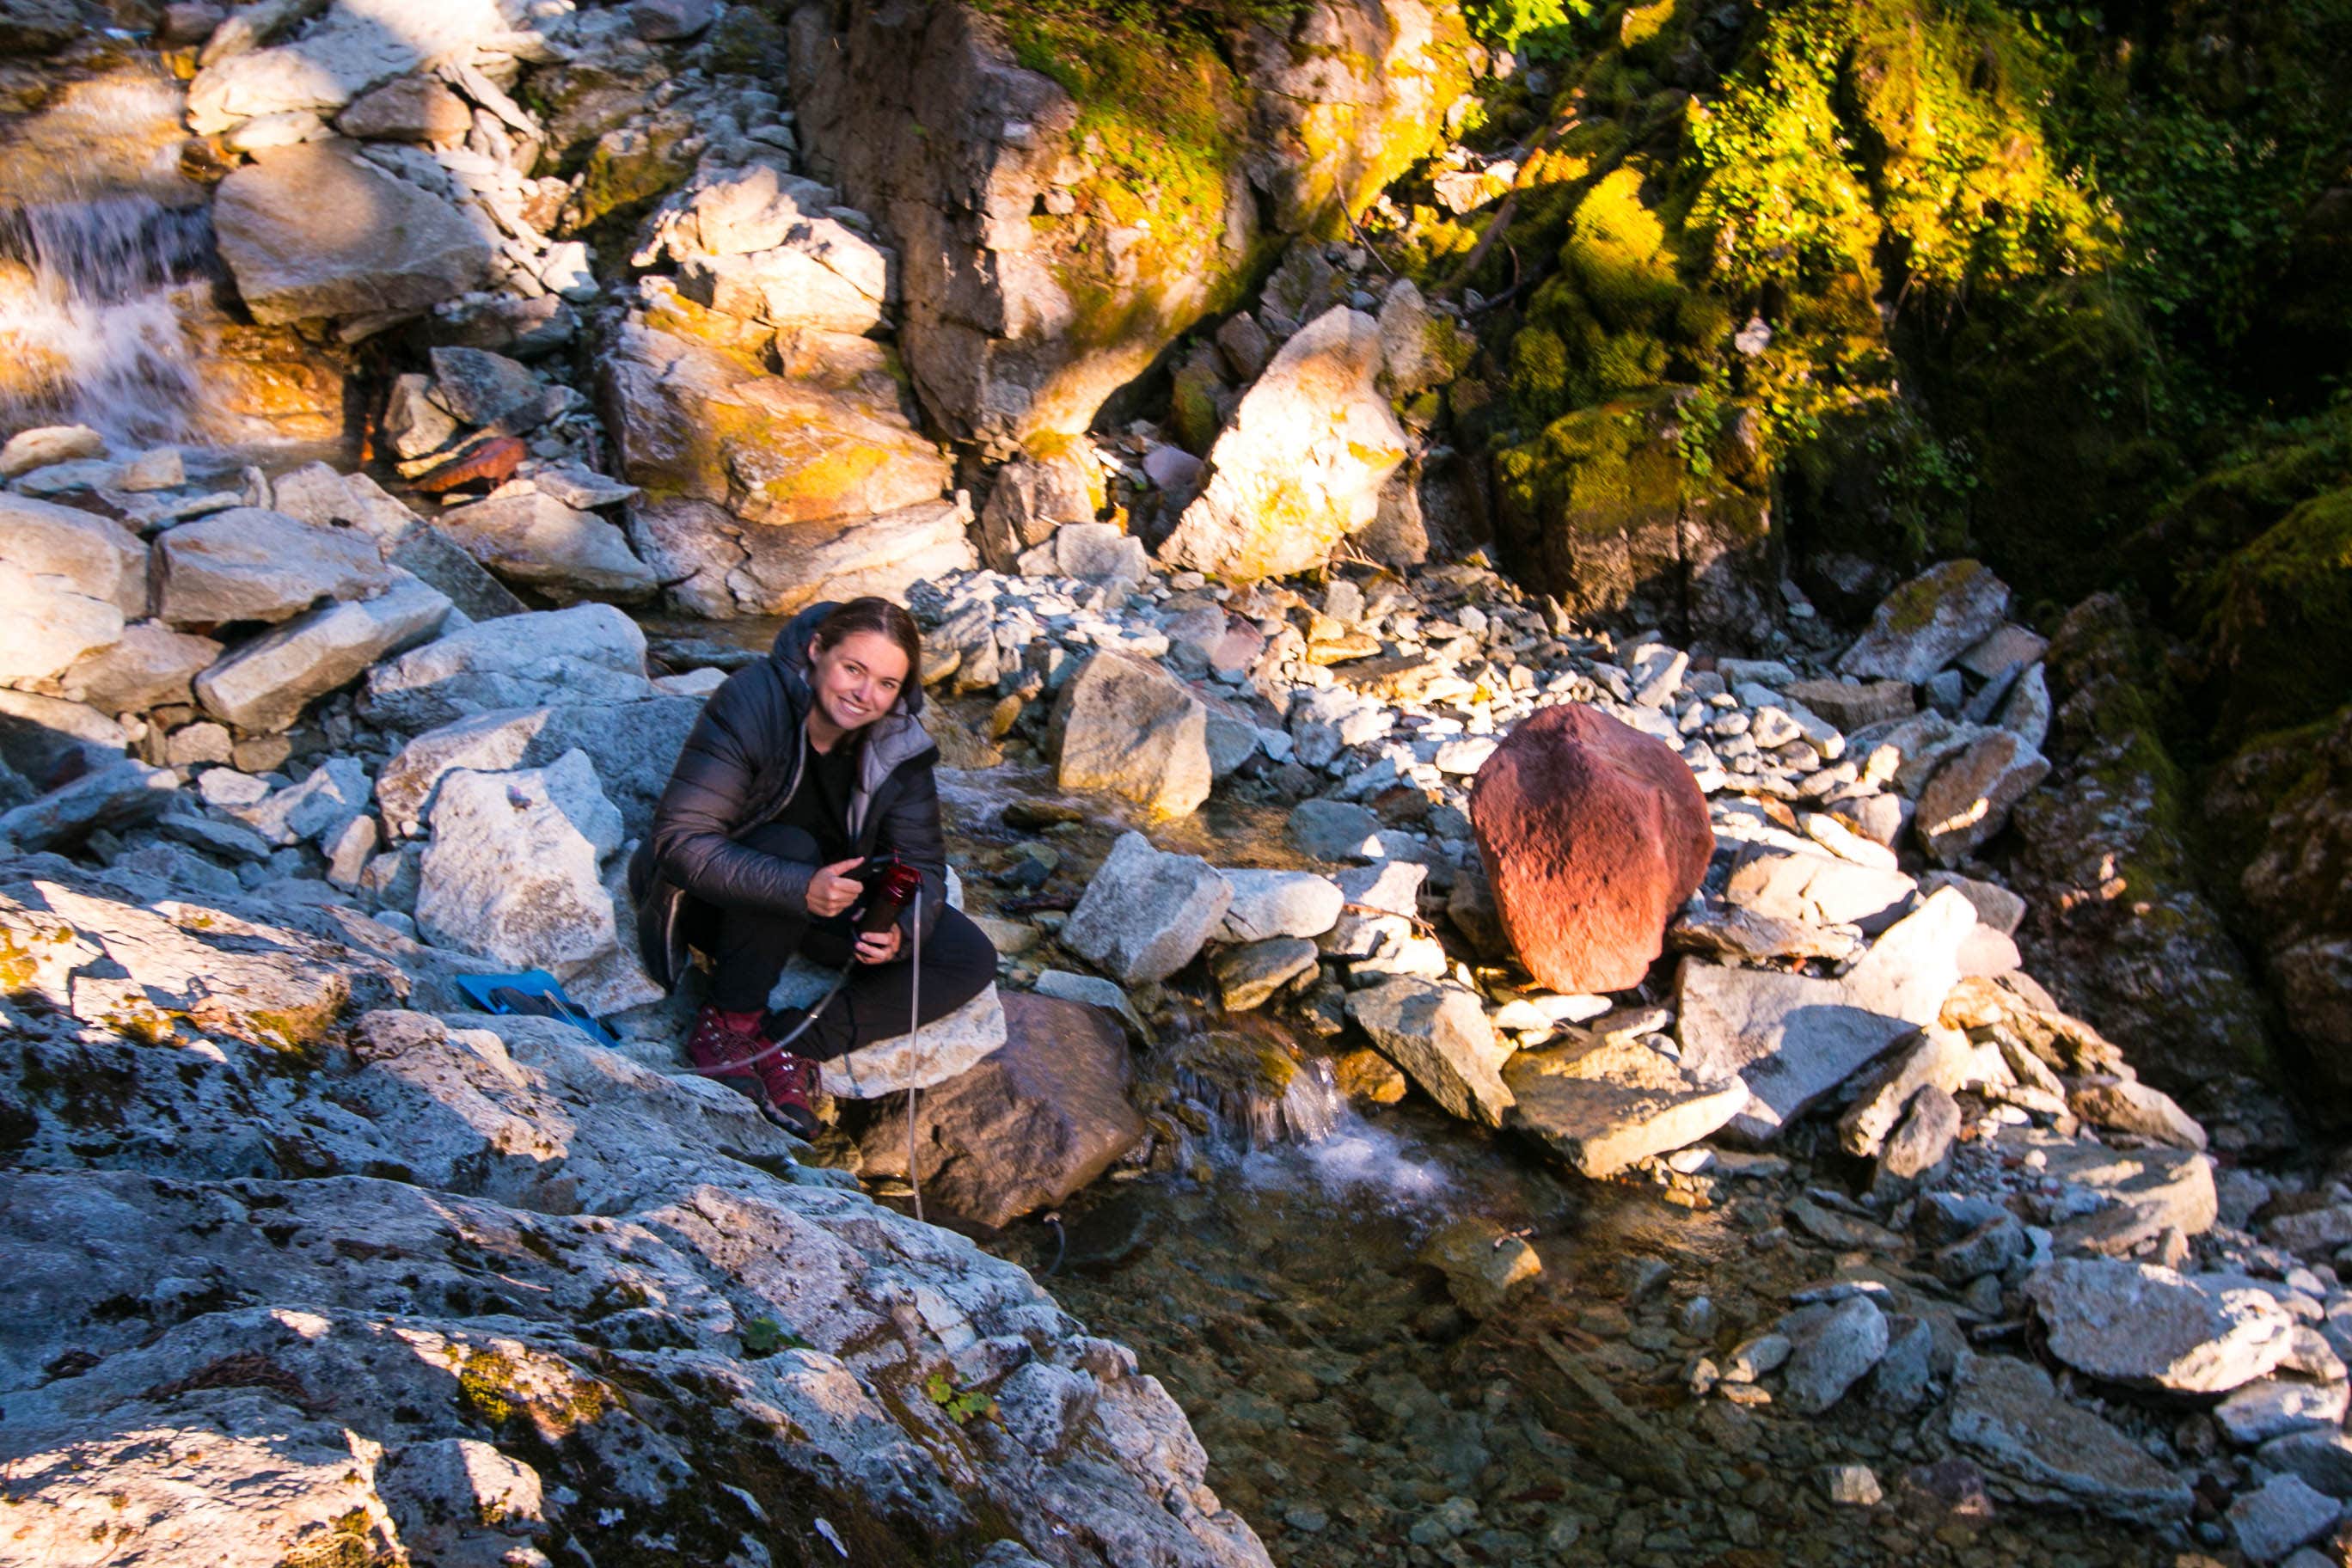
left=805, top=628, right=910, bottom=747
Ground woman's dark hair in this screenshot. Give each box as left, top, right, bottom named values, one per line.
left=809, top=596, right=922, bottom=699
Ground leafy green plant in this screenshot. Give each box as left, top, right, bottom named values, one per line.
left=1462, top=0, right=1594, bottom=58
left=738, top=1317, right=811, bottom=1358
left=923, top=1369, right=997, bottom=1426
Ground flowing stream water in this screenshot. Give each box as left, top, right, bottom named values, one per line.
left=0, top=64, right=220, bottom=440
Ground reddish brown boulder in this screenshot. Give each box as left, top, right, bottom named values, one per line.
left=854, top=991, right=1142, bottom=1230
left=1469, top=705, right=1714, bottom=993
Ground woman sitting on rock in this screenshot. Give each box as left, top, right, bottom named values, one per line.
left=629, top=596, right=997, bottom=1136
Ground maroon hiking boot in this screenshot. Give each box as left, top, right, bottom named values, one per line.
left=751, top=1046, right=822, bottom=1140
left=683, top=1005, right=765, bottom=1099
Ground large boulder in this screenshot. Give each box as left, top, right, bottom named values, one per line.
left=156, top=509, right=392, bottom=626
left=788, top=2, right=1253, bottom=456
left=1156, top=307, right=1408, bottom=580
left=1837, top=559, right=2012, bottom=684
left=599, top=309, right=952, bottom=532
left=437, top=490, right=659, bottom=605
left=361, top=604, right=653, bottom=732
left=789, top=2, right=1465, bottom=456
left=1467, top=705, right=1713, bottom=993
left=1675, top=887, right=1977, bottom=1142
left=0, top=493, right=149, bottom=617
left=1493, top=391, right=1779, bottom=644
left=413, top=750, right=623, bottom=977
left=1048, top=651, right=1212, bottom=820
left=2024, top=1259, right=2294, bottom=1395
left=628, top=496, right=977, bottom=622
left=1061, top=831, right=1230, bottom=985
left=210, top=140, right=493, bottom=325
left=193, top=574, right=453, bottom=733
left=853, top=991, right=1144, bottom=1229
left=1228, top=0, right=1473, bottom=236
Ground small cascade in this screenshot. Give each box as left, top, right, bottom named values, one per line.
left=0, top=194, right=217, bottom=441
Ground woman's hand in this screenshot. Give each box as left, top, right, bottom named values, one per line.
left=805, top=857, right=864, bottom=918
left=854, top=926, right=902, bottom=964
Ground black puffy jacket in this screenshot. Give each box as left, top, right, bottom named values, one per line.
left=628, top=600, right=946, bottom=989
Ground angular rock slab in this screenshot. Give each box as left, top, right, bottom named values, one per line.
left=854, top=991, right=1144, bottom=1230
left=61, top=621, right=223, bottom=713
left=1348, top=977, right=1513, bottom=1127
left=2024, top=1258, right=2294, bottom=1394
left=0, top=560, right=122, bottom=684
left=1994, top=1124, right=2220, bottom=1255
left=1048, top=651, right=1211, bottom=821
left=1062, top=831, right=1230, bottom=986
left=1836, top=559, right=2011, bottom=684
left=1503, top=1034, right=1749, bottom=1178
left=1776, top=1293, right=1888, bottom=1414
left=210, top=140, right=493, bottom=324
left=1468, top=703, right=1714, bottom=994
left=0, top=860, right=401, bottom=1047
left=1158, top=306, right=1407, bottom=581
left=415, top=750, right=624, bottom=971
left=156, top=507, right=391, bottom=626
left=361, top=604, right=652, bottom=732
left=1724, top=845, right=1917, bottom=933
left=0, top=758, right=177, bottom=850
left=1946, top=1352, right=2195, bottom=1524
left=1915, top=729, right=2049, bottom=866
left=194, top=573, right=452, bottom=732
left=0, top=491, right=149, bottom=616
left=1676, top=887, right=1975, bottom=1142
left=436, top=490, right=658, bottom=605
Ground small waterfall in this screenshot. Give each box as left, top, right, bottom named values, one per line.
left=0, top=195, right=217, bottom=441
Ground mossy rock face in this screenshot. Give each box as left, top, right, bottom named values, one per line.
left=560, top=112, right=698, bottom=236
left=2193, top=487, right=2352, bottom=744
left=2218, top=704, right=2352, bottom=1097
left=1493, top=391, right=1777, bottom=641
left=597, top=307, right=952, bottom=527
left=522, top=57, right=671, bottom=172
left=1230, top=0, right=1476, bottom=237
left=2006, top=593, right=2276, bottom=1098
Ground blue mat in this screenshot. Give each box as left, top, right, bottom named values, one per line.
left=454, top=969, right=622, bottom=1050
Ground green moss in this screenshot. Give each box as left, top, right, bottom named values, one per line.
left=2194, top=487, right=2352, bottom=743
left=980, top=0, right=1246, bottom=261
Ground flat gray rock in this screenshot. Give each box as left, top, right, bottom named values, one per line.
left=1503, top=1034, right=1749, bottom=1178
left=415, top=749, right=623, bottom=972
left=1676, top=888, right=1975, bottom=1142
left=1218, top=867, right=1344, bottom=942
left=1947, top=1352, right=2193, bottom=1524
left=1836, top=560, right=2011, bottom=684
left=2024, top=1258, right=2294, bottom=1394
left=1061, top=831, right=1229, bottom=985
left=1776, top=1294, right=1887, bottom=1414
left=438, top=490, right=658, bottom=605
left=194, top=573, right=451, bottom=732
left=1047, top=651, right=1210, bottom=820
left=1348, top=977, right=1512, bottom=1127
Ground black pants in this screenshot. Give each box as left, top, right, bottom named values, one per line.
left=683, top=822, right=998, bottom=1062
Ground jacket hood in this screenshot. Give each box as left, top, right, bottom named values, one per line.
left=771, top=599, right=926, bottom=718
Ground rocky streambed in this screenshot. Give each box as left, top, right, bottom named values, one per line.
left=3, top=2, right=2350, bottom=1565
